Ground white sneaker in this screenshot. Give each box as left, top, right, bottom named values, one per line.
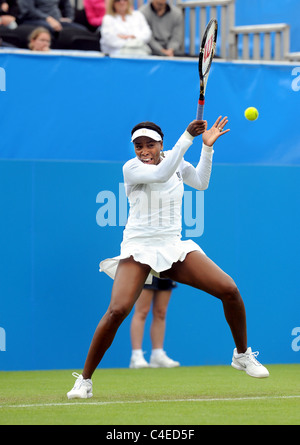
left=67, top=372, right=93, bottom=399
left=150, top=351, right=180, bottom=368
left=231, top=347, right=269, bottom=378
left=129, top=354, right=149, bottom=369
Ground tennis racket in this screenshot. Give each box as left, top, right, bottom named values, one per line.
left=196, top=18, right=218, bottom=120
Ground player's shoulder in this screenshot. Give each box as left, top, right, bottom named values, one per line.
left=163, top=150, right=185, bottom=168
left=162, top=150, right=172, bottom=158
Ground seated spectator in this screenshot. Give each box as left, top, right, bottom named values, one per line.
left=100, top=0, right=151, bottom=56
left=0, top=35, right=16, bottom=46
left=18, top=0, right=85, bottom=34
left=28, top=26, right=51, bottom=51
left=0, top=0, right=18, bottom=29
left=75, top=0, right=105, bottom=33
left=139, top=0, right=183, bottom=57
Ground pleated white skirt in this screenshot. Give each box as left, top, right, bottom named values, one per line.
left=99, top=237, right=205, bottom=284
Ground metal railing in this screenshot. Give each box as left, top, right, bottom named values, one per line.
left=177, top=0, right=235, bottom=57
left=176, top=1, right=292, bottom=60
left=71, top=0, right=298, bottom=61
left=229, top=23, right=290, bottom=61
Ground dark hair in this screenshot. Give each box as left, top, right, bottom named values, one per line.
left=131, top=121, right=164, bottom=140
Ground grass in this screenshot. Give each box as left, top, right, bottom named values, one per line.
left=0, top=364, right=299, bottom=425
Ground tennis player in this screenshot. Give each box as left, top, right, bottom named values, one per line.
left=67, top=117, right=269, bottom=399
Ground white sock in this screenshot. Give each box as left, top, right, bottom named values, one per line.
left=132, top=349, right=144, bottom=358
left=151, top=348, right=163, bottom=357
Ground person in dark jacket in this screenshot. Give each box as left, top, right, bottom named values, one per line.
left=0, top=0, right=18, bottom=29
left=18, top=0, right=83, bottom=32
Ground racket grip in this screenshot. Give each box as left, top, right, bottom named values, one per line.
left=196, top=101, right=204, bottom=120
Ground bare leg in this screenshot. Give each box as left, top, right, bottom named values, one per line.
left=82, top=257, right=151, bottom=379
left=161, top=251, right=247, bottom=353
left=151, top=290, right=172, bottom=349
left=130, top=289, right=153, bottom=350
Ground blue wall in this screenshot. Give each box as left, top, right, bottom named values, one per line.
left=0, top=53, right=299, bottom=370
left=0, top=53, right=300, bottom=165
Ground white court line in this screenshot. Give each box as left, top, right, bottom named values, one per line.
left=1, top=395, right=300, bottom=409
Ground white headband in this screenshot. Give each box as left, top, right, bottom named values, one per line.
left=131, top=128, right=162, bottom=142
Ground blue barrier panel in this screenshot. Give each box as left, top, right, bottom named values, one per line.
left=0, top=159, right=299, bottom=370
left=0, top=54, right=300, bottom=165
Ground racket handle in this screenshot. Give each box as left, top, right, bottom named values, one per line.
left=196, top=101, right=204, bottom=120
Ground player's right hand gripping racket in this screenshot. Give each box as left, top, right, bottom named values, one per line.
left=196, top=18, right=218, bottom=120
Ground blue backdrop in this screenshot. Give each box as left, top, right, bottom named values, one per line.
left=236, top=0, right=300, bottom=53
left=0, top=53, right=299, bottom=370
left=0, top=53, right=300, bottom=165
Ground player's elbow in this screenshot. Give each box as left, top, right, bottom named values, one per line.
left=195, top=181, right=209, bottom=191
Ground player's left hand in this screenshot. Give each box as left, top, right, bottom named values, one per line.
left=202, top=116, right=230, bottom=147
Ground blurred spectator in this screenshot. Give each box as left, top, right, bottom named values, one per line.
left=0, top=35, right=16, bottom=46
left=0, top=1, right=98, bottom=50
left=139, top=0, right=183, bottom=57
left=100, top=0, right=151, bottom=56
left=28, top=26, right=51, bottom=50
left=129, top=278, right=180, bottom=369
left=75, top=0, right=105, bottom=33
left=0, top=0, right=18, bottom=29
left=18, top=0, right=84, bottom=33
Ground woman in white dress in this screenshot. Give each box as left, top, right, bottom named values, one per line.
left=67, top=117, right=269, bottom=399
left=100, top=0, right=151, bottom=56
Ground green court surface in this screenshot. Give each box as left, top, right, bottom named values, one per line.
left=0, top=365, right=299, bottom=425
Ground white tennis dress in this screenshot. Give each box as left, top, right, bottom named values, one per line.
left=100, top=131, right=214, bottom=283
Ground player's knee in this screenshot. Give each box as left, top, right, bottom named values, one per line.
left=221, top=278, right=240, bottom=302
left=108, top=304, right=131, bottom=325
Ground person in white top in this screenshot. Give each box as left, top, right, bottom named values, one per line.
left=67, top=117, right=269, bottom=399
left=100, top=0, right=151, bottom=56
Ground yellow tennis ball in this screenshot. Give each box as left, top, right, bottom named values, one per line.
left=244, top=107, right=259, bottom=121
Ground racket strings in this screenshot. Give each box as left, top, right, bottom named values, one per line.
left=202, top=24, right=217, bottom=76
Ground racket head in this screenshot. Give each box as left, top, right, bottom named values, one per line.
left=198, top=19, right=218, bottom=83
